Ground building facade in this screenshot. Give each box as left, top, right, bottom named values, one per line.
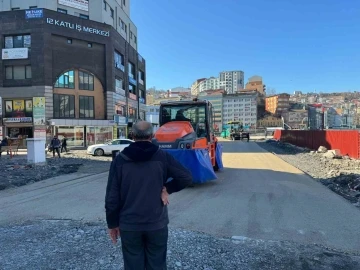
left=219, top=70, right=244, bottom=94
left=198, top=90, right=224, bottom=132
left=257, top=115, right=282, bottom=128
left=265, top=93, right=290, bottom=116
left=0, top=0, right=138, bottom=50
left=199, top=77, right=222, bottom=92
left=0, top=6, right=146, bottom=146
left=222, top=92, right=257, bottom=128
left=281, top=109, right=308, bottom=129
left=190, top=78, right=205, bottom=96
left=245, top=75, right=265, bottom=94
left=191, top=70, right=244, bottom=95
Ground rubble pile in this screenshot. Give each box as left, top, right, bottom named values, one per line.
left=258, top=140, right=360, bottom=208
left=0, top=155, right=110, bottom=190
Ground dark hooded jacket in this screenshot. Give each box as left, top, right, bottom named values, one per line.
left=105, top=141, right=192, bottom=231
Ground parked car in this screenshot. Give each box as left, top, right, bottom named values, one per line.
left=87, top=139, right=134, bottom=156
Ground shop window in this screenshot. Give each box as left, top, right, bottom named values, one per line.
left=79, top=71, right=94, bottom=90
left=4, top=99, right=33, bottom=118
left=5, top=65, right=31, bottom=80
left=114, top=51, right=124, bottom=71
left=79, top=96, right=94, bottom=118
left=53, top=94, right=75, bottom=118
left=55, top=70, right=75, bottom=88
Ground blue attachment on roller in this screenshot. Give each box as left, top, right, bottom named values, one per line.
left=215, top=143, right=224, bottom=170
left=165, top=149, right=217, bottom=184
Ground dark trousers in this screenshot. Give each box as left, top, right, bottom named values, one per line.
left=120, top=226, right=168, bottom=270
left=53, top=147, right=60, bottom=157
left=61, top=145, right=68, bottom=153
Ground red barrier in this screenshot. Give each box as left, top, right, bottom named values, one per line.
left=275, top=130, right=360, bottom=159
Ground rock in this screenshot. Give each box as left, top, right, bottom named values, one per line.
left=175, top=262, right=182, bottom=267
left=323, top=151, right=334, bottom=158
left=310, top=151, right=316, bottom=155
left=318, top=146, right=328, bottom=153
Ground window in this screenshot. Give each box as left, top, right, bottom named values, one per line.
left=79, top=71, right=94, bottom=90
left=138, top=70, right=144, bottom=83
left=115, top=103, right=126, bottom=115
left=55, top=70, right=75, bottom=88
left=134, top=35, right=137, bottom=44
left=139, top=89, right=145, bottom=98
left=30, top=6, right=38, bottom=9
left=115, top=78, right=124, bottom=91
left=123, top=0, right=126, bottom=6
left=114, top=51, right=124, bottom=70
left=110, top=8, right=114, bottom=18
left=79, top=14, right=89, bottom=19
left=5, top=65, right=32, bottom=80
left=130, top=31, right=133, bottom=39
left=120, top=20, right=127, bottom=33
left=129, top=84, right=135, bottom=94
left=4, top=35, right=31, bottom=48
left=53, top=94, right=75, bottom=118
left=57, top=8, right=67, bottom=14
left=67, top=39, right=72, bottom=44
left=128, top=107, right=137, bottom=118
left=103, top=0, right=107, bottom=10
left=79, top=96, right=94, bottom=118
left=128, top=62, right=135, bottom=78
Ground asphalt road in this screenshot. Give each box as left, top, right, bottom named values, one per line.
left=1, top=140, right=360, bottom=253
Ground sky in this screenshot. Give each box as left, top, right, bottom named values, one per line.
left=131, top=0, right=360, bottom=93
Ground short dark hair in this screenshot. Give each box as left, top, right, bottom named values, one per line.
left=132, top=121, right=153, bottom=140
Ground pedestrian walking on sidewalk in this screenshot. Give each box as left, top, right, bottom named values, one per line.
left=105, top=120, right=192, bottom=270
left=61, top=136, right=68, bottom=153
left=0, top=136, right=10, bottom=156
left=51, top=135, right=61, bottom=158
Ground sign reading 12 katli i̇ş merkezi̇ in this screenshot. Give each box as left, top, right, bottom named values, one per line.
left=46, top=18, right=110, bottom=37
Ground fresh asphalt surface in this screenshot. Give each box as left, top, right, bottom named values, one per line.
left=1, top=140, right=360, bottom=252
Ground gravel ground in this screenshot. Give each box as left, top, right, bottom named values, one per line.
left=0, top=150, right=111, bottom=190
left=257, top=140, right=360, bottom=208
left=0, top=220, right=359, bottom=270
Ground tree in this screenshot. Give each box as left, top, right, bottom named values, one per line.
left=267, top=88, right=276, bottom=96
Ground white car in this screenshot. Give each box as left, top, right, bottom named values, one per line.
left=87, top=139, right=134, bottom=156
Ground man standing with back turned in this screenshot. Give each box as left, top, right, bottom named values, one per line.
left=105, top=121, right=192, bottom=270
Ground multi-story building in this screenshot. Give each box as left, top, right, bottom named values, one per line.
left=222, top=92, right=258, bottom=129
left=244, top=75, right=265, bottom=94
left=191, top=70, right=244, bottom=95
left=265, top=93, right=290, bottom=116
left=0, top=1, right=146, bottom=146
left=257, top=115, right=283, bottom=128
left=198, top=89, right=224, bottom=132
left=145, top=105, right=159, bottom=129
left=190, top=78, right=205, bottom=96
left=281, top=109, right=308, bottom=129
left=199, top=77, right=222, bottom=92
left=219, top=71, right=244, bottom=94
